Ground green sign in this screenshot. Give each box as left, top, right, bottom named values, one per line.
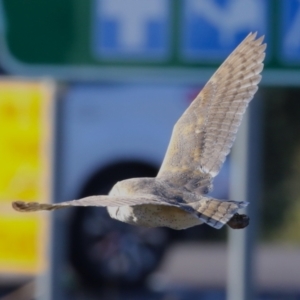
left=1, top=0, right=300, bottom=85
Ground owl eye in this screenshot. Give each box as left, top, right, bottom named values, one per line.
left=202, top=187, right=210, bottom=194
left=201, top=184, right=213, bottom=194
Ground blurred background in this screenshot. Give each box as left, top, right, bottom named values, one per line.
left=1, top=0, right=300, bottom=299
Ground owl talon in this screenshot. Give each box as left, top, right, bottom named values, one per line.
left=227, top=213, right=249, bottom=229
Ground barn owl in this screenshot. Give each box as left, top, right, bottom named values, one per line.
left=13, top=32, right=266, bottom=230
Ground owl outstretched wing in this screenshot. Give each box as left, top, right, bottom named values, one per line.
left=12, top=195, right=178, bottom=212
left=12, top=194, right=247, bottom=229
left=157, top=32, right=266, bottom=194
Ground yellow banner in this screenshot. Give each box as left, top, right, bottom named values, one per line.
left=0, top=80, right=53, bottom=274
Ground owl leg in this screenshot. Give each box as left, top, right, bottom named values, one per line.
left=227, top=213, right=249, bottom=229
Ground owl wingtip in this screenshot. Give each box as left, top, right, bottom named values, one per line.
left=12, top=200, right=45, bottom=212
left=248, top=31, right=257, bottom=39
left=246, top=31, right=266, bottom=43
left=12, top=201, right=29, bottom=212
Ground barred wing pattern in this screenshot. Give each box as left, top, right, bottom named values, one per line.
left=157, top=32, right=266, bottom=193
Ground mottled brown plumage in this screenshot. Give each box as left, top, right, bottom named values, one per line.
left=12, top=32, right=266, bottom=230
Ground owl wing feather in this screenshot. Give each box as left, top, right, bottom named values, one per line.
left=12, top=195, right=247, bottom=230
left=12, top=195, right=178, bottom=212
left=157, top=32, right=266, bottom=194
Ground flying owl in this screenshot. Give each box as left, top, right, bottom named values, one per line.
left=13, top=32, right=266, bottom=230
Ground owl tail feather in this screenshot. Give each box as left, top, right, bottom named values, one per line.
left=188, top=197, right=249, bottom=229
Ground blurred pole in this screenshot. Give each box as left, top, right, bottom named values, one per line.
left=227, top=96, right=263, bottom=300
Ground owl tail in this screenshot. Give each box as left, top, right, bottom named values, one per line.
left=188, top=197, right=249, bottom=229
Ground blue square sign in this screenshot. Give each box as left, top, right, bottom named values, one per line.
left=181, top=0, right=268, bottom=62
left=281, top=0, right=300, bottom=63
left=92, top=0, right=170, bottom=61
